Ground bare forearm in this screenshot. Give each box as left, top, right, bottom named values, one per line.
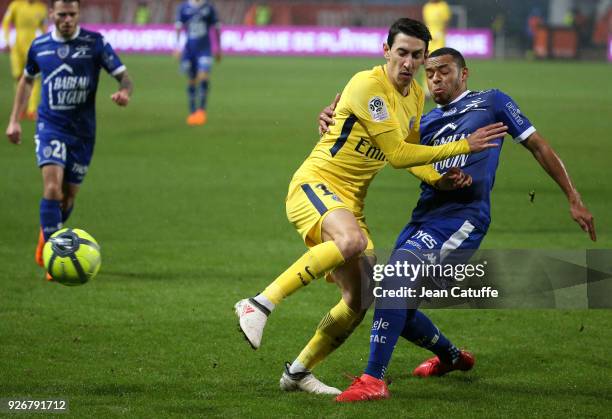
left=116, top=71, right=133, bottom=96
left=530, top=139, right=580, bottom=203
left=10, top=77, right=33, bottom=122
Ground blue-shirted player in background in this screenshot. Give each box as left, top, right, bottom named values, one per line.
left=5, top=0, right=133, bottom=277
left=174, top=0, right=221, bottom=126
left=321, top=47, right=596, bottom=402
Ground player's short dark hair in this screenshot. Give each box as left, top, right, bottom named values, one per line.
left=50, top=0, right=80, bottom=7
left=387, top=18, right=432, bottom=51
left=428, top=47, right=467, bottom=69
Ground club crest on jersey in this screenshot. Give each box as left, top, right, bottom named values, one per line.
left=57, top=45, right=70, bottom=59
left=368, top=96, right=389, bottom=122
left=409, top=116, right=416, bottom=131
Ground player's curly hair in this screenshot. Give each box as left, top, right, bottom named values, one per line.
left=387, top=18, right=432, bottom=51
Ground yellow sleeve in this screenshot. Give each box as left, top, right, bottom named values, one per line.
left=407, top=164, right=442, bottom=186
left=345, top=74, right=400, bottom=137
left=375, top=128, right=470, bottom=169
left=406, top=85, right=424, bottom=144
left=2, top=2, right=15, bottom=44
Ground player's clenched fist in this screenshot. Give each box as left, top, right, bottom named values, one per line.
left=466, top=122, right=508, bottom=152
left=436, top=167, right=472, bottom=191
left=6, top=121, right=22, bottom=145
left=111, top=90, right=130, bottom=107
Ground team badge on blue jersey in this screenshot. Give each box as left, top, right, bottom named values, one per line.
left=57, top=44, right=70, bottom=59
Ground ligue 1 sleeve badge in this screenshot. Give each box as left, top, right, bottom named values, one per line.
left=368, top=96, right=389, bottom=122
left=57, top=44, right=70, bottom=59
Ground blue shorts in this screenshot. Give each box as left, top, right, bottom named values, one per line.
left=181, top=50, right=213, bottom=79
left=373, top=217, right=487, bottom=309
left=34, top=131, right=94, bottom=185
left=394, top=217, right=486, bottom=262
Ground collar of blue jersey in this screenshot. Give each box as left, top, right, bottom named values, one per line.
left=437, top=89, right=471, bottom=108
left=51, top=26, right=81, bottom=43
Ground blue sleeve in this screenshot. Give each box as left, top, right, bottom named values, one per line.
left=493, top=90, right=536, bottom=143
left=24, top=44, right=40, bottom=77
left=99, top=37, right=126, bottom=76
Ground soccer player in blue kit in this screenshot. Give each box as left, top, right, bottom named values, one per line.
left=5, top=0, right=133, bottom=275
left=319, top=48, right=596, bottom=402
left=174, top=0, right=221, bottom=126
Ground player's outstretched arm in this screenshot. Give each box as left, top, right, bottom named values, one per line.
left=522, top=132, right=596, bottom=241
left=376, top=122, right=507, bottom=169
left=111, top=70, right=133, bottom=107
left=6, top=75, right=34, bottom=145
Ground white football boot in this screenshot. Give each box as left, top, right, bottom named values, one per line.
left=234, top=298, right=270, bottom=349
left=279, top=362, right=341, bottom=395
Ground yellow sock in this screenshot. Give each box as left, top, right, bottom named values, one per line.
left=261, top=241, right=344, bottom=305
left=296, top=299, right=365, bottom=370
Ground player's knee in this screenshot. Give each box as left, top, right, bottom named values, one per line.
left=43, top=183, right=63, bottom=201
left=334, top=230, right=368, bottom=260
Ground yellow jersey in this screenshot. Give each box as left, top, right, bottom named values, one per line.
left=423, top=0, right=451, bottom=50
left=2, top=0, right=47, bottom=52
left=291, top=63, right=461, bottom=217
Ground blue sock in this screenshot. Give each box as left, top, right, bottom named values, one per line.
left=40, top=198, right=62, bottom=241
left=198, top=80, right=209, bottom=110
left=187, top=85, right=196, bottom=113
left=364, top=308, right=407, bottom=379
left=62, top=205, right=73, bottom=223
left=401, top=310, right=460, bottom=365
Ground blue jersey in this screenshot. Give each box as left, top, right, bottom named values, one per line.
left=176, top=1, right=219, bottom=55
left=24, top=27, right=125, bottom=142
left=409, top=90, right=535, bottom=230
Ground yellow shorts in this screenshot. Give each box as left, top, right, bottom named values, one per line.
left=285, top=179, right=374, bottom=251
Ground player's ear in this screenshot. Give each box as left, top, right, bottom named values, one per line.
left=461, top=67, right=469, bottom=83
left=383, top=43, right=391, bottom=60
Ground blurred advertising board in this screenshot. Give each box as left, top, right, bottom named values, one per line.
left=0, top=25, right=492, bottom=58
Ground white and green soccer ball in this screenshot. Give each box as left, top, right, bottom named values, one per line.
left=43, top=228, right=101, bottom=286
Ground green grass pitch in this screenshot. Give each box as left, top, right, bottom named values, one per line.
left=1, top=54, right=611, bottom=417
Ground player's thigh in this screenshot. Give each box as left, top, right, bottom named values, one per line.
left=395, top=218, right=485, bottom=263
left=285, top=180, right=352, bottom=248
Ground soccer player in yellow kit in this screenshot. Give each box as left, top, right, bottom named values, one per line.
left=2, top=0, right=47, bottom=119
left=423, top=0, right=452, bottom=53
left=421, top=0, right=452, bottom=95
left=235, top=18, right=506, bottom=394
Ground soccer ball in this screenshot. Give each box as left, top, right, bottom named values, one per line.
left=43, top=228, right=101, bottom=286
